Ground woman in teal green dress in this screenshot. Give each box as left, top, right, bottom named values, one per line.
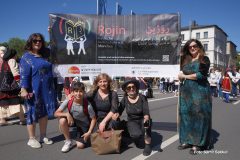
left=178, top=39, right=212, bottom=155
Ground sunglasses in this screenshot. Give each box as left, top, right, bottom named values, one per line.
left=32, top=39, right=42, bottom=43
left=126, top=85, right=136, bottom=91
left=188, top=44, right=199, bottom=49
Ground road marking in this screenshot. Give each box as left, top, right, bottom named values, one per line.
left=233, top=100, right=240, bottom=105
left=132, top=134, right=179, bottom=160
left=148, top=96, right=177, bottom=102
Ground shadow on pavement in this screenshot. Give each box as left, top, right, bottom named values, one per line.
left=51, top=129, right=77, bottom=144
left=151, top=121, right=177, bottom=132
left=209, top=129, right=220, bottom=150
left=151, top=131, right=163, bottom=152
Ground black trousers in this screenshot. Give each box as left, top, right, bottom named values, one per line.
left=127, top=119, right=152, bottom=140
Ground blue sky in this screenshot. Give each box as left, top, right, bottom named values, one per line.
left=1, top=0, right=239, bottom=51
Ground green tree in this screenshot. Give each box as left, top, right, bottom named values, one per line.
left=236, top=54, right=240, bottom=69
left=0, top=42, right=9, bottom=48
left=7, top=37, right=26, bottom=57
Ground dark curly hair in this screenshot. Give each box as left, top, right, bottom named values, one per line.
left=24, top=33, right=46, bottom=56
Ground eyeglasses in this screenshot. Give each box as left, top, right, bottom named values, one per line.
left=32, top=39, right=42, bottom=43
left=188, top=44, right=199, bottom=49
left=126, top=85, right=136, bottom=91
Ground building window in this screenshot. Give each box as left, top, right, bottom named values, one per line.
left=181, top=34, right=184, bottom=41
left=196, top=32, right=200, bottom=39
left=203, top=44, right=208, bottom=51
left=204, top=32, right=208, bottom=38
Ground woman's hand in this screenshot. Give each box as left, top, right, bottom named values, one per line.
left=20, top=88, right=33, bottom=99
left=67, top=93, right=74, bottom=100
left=20, top=89, right=28, bottom=98
left=112, top=113, right=119, bottom=121
left=99, top=121, right=106, bottom=133
left=81, top=131, right=91, bottom=142
left=178, top=72, right=186, bottom=81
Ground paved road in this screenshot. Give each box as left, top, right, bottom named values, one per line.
left=0, top=90, right=240, bottom=160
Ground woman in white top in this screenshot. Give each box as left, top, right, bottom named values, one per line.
left=208, top=68, right=218, bottom=97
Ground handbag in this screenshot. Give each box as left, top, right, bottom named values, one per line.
left=90, top=130, right=123, bottom=155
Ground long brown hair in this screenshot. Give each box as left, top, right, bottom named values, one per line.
left=180, top=39, right=205, bottom=69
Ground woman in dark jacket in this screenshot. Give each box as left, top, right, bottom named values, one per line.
left=87, top=73, right=120, bottom=132
left=119, top=79, right=152, bottom=156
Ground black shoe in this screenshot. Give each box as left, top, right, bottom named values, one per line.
left=143, top=144, right=152, bottom=156
left=133, top=138, right=144, bottom=149
left=177, top=143, right=192, bottom=150
left=189, top=146, right=202, bottom=155
left=178, top=143, right=192, bottom=150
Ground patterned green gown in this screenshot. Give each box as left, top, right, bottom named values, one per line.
left=179, top=56, right=212, bottom=147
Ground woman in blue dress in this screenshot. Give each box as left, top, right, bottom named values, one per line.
left=178, top=39, right=212, bottom=155
left=20, top=33, right=57, bottom=149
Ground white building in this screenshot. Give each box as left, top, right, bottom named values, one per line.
left=181, top=21, right=232, bottom=68
left=226, top=41, right=238, bottom=67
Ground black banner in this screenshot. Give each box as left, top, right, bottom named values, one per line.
left=49, top=13, right=180, bottom=65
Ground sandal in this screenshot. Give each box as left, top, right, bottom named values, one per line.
left=177, top=143, right=192, bottom=150
left=189, top=146, right=202, bottom=155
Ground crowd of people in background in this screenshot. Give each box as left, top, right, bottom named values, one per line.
left=155, top=66, right=240, bottom=102
left=207, top=65, right=240, bottom=103
left=156, top=77, right=179, bottom=96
